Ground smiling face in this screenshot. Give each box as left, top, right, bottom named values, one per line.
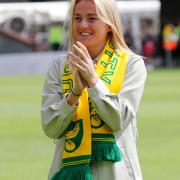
left=72, top=0, right=111, bottom=58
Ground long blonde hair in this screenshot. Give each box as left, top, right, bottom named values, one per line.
left=66, top=0, right=130, bottom=52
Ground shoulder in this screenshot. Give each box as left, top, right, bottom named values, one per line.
left=45, top=53, right=68, bottom=82
left=53, top=53, right=68, bottom=67
left=127, top=53, right=145, bottom=67
left=120, top=49, right=145, bottom=70
left=49, top=53, right=68, bottom=73
left=125, top=53, right=147, bottom=82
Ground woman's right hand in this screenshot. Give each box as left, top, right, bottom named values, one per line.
left=73, top=69, right=87, bottom=95
left=69, top=44, right=87, bottom=94
left=66, top=59, right=87, bottom=106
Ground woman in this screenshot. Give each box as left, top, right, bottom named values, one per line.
left=41, top=0, right=146, bottom=180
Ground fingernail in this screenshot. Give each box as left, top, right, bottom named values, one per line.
left=73, top=44, right=77, bottom=48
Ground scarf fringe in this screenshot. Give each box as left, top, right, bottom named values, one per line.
left=51, top=165, right=92, bottom=180
left=92, top=142, right=122, bottom=162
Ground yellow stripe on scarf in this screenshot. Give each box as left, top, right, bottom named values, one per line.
left=62, top=40, right=128, bottom=159
left=64, top=89, right=91, bottom=158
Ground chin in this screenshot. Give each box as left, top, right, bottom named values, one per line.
left=76, top=37, right=92, bottom=44
left=79, top=41, right=93, bottom=48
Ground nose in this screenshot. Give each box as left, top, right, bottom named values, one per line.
left=79, top=19, right=89, bottom=28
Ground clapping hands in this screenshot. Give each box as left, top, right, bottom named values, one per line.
left=68, top=41, right=99, bottom=94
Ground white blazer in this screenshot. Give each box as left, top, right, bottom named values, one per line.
left=41, top=54, right=147, bottom=180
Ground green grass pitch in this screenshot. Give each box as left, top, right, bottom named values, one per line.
left=0, top=69, right=180, bottom=180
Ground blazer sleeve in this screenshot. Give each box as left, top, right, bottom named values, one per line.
left=41, top=57, right=77, bottom=139
left=87, top=55, right=147, bottom=132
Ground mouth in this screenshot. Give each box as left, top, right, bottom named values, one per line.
left=80, top=32, right=92, bottom=36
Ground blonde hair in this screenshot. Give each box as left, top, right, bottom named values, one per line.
left=66, top=0, right=130, bottom=52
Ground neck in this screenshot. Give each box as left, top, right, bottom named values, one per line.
left=87, top=42, right=107, bottom=59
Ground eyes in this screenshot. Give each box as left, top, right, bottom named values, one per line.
left=74, top=16, right=98, bottom=22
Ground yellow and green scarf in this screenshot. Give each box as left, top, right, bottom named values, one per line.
left=52, top=41, right=128, bottom=180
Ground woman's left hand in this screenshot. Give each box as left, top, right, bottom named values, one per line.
left=68, top=41, right=99, bottom=88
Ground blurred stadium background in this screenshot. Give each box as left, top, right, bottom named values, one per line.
left=0, top=0, right=180, bottom=180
